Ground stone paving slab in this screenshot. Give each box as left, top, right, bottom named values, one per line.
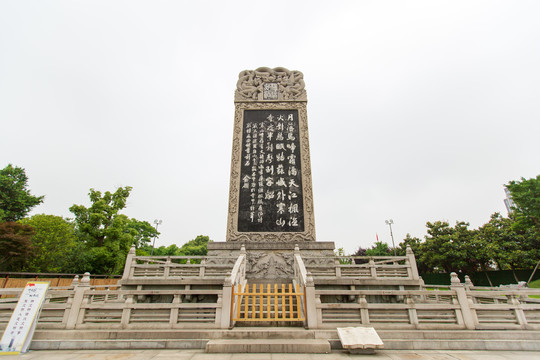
left=1, top=350, right=540, bottom=360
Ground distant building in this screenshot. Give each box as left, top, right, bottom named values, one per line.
left=504, top=188, right=515, bottom=215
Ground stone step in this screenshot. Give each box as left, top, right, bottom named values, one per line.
left=33, top=328, right=540, bottom=341
left=31, top=337, right=540, bottom=352
left=31, top=339, right=207, bottom=350
left=30, top=328, right=540, bottom=351
left=378, top=339, right=540, bottom=351
left=376, top=329, right=540, bottom=340
left=205, top=339, right=331, bottom=353
left=33, top=328, right=317, bottom=340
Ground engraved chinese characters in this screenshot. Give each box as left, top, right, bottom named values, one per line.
left=238, top=110, right=304, bottom=232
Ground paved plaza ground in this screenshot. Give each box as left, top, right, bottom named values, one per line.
left=1, top=350, right=540, bottom=360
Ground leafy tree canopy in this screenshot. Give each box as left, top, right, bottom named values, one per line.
left=69, top=186, right=158, bottom=275
left=506, top=175, right=540, bottom=231
left=0, top=164, right=44, bottom=222
left=178, top=235, right=211, bottom=256
left=365, top=241, right=391, bottom=256
left=418, top=221, right=480, bottom=274
left=0, top=222, right=35, bottom=271
left=477, top=212, right=539, bottom=272
left=139, top=235, right=211, bottom=257
left=20, top=214, right=78, bottom=273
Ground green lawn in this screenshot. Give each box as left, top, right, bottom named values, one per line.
left=529, top=279, right=540, bottom=288
left=529, top=279, right=540, bottom=298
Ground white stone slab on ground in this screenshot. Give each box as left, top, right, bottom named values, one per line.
left=337, top=327, right=384, bottom=354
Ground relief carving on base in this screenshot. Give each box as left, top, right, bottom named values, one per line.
left=205, top=253, right=237, bottom=266
left=247, top=251, right=294, bottom=279
left=301, top=250, right=336, bottom=267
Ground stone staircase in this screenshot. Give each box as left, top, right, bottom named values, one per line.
left=29, top=328, right=540, bottom=352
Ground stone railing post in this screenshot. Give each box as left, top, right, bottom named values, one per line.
left=199, top=259, right=206, bottom=277
left=406, top=246, right=419, bottom=280
left=170, top=294, right=181, bottom=327
left=214, top=294, right=223, bottom=328
left=359, top=295, right=369, bottom=325
left=62, top=275, right=79, bottom=325
left=122, top=245, right=137, bottom=281
left=305, top=272, right=318, bottom=329
left=335, top=259, right=341, bottom=277
left=369, top=258, right=377, bottom=278
left=406, top=295, right=419, bottom=327
left=220, top=273, right=233, bottom=329
left=121, top=294, right=133, bottom=328
left=507, top=294, right=528, bottom=328
left=418, top=276, right=427, bottom=301
left=66, top=272, right=91, bottom=329
left=450, top=272, right=475, bottom=330
left=464, top=275, right=474, bottom=291
left=70, top=274, right=79, bottom=289
left=164, top=256, right=171, bottom=278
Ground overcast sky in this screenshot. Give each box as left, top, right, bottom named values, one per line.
left=1, top=1, right=539, bottom=254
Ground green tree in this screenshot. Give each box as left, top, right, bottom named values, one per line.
left=334, top=247, right=352, bottom=264
left=365, top=241, right=391, bottom=256
left=140, top=235, right=212, bottom=258
left=420, top=221, right=464, bottom=273
left=125, top=219, right=159, bottom=248
left=139, top=244, right=183, bottom=256
left=69, top=187, right=132, bottom=248
left=478, top=212, right=538, bottom=281
left=0, top=164, right=44, bottom=222
left=506, top=175, right=540, bottom=231
left=178, top=235, right=211, bottom=256
left=20, top=214, right=77, bottom=273
left=0, top=222, right=35, bottom=271
left=396, top=234, right=430, bottom=273
left=69, top=187, right=158, bottom=275
left=397, top=234, right=422, bottom=256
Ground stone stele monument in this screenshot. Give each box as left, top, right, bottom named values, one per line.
left=207, top=67, right=335, bottom=281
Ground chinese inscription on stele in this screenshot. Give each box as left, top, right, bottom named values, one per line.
left=238, top=110, right=304, bottom=232
left=226, top=67, right=316, bottom=242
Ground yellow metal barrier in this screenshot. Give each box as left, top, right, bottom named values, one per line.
left=232, top=283, right=305, bottom=322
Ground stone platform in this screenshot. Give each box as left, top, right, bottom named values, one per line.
left=207, top=241, right=335, bottom=280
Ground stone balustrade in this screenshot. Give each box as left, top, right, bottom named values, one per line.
left=121, top=246, right=237, bottom=281
left=302, top=246, right=420, bottom=280
left=1, top=250, right=539, bottom=332
left=311, top=273, right=540, bottom=330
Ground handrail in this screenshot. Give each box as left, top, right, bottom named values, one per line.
left=293, top=249, right=308, bottom=287
left=293, top=245, right=316, bottom=328
left=228, top=252, right=246, bottom=288
left=222, top=245, right=246, bottom=328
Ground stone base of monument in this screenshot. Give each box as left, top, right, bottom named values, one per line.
left=337, top=327, right=384, bottom=354
left=207, top=241, right=335, bottom=281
